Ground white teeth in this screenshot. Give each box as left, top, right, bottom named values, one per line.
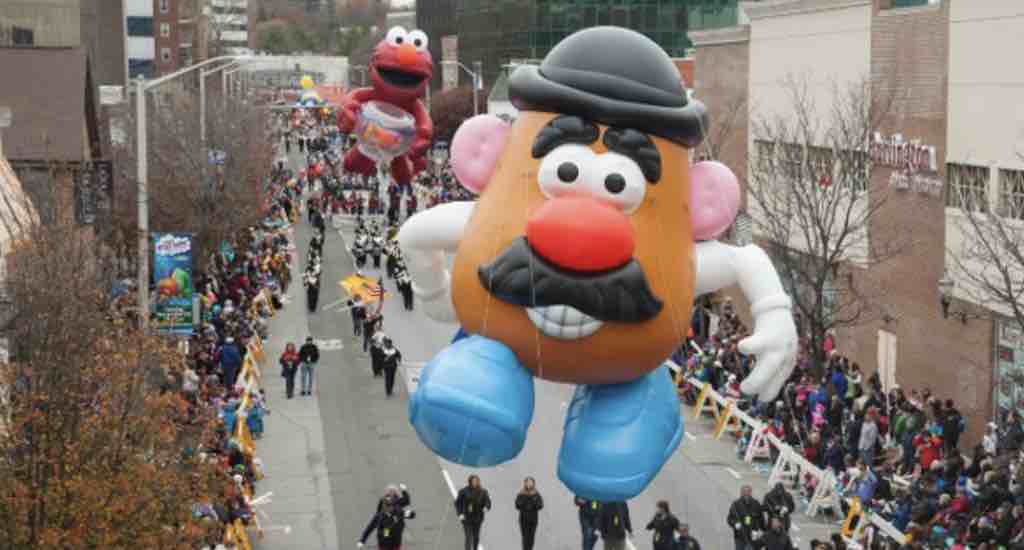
left=525, top=305, right=603, bottom=341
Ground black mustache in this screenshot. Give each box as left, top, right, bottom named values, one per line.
left=477, top=237, right=663, bottom=324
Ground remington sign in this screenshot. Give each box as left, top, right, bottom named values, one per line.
left=870, top=133, right=937, bottom=173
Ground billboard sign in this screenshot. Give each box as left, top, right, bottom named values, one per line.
left=151, top=233, right=195, bottom=335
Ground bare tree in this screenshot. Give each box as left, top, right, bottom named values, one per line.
left=746, top=75, right=907, bottom=367
left=948, top=156, right=1024, bottom=332
left=695, top=91, right=748, bottom=163
left=109, top=89, right=272, bottom=263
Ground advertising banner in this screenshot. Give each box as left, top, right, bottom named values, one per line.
left=152, top=233, right=195, bottom=335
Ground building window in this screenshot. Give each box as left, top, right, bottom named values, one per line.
left=838, top=150, right=871, bottom=193
left=12, top=26, right=33, bottom=46
left=161, top=47, right=172, bottom=64
left=807, top=146, right=835, bottom=187
left=998, top=168, right=1024, bottom=220
left=159, top=0, right=170, bottom=14
left=946, top=163, right=990, bottom=212
left=160, top=23, right=171, bottom=38
left=126, top=16, right=154, bottom=37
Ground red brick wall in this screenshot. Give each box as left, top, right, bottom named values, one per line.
left=838, top=1, right=993, bottom=445
left=153, top=0, right=181, bottom=75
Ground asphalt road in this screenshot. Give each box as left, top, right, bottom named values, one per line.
left=269, top=149, right=836, bottom=550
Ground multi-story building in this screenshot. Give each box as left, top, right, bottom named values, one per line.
left=152, top=0, right=205, bottom=75
left=688, top=0, right=1022, bottom=442
left=417, top=0, right=741, bottom=92
left=0, top=0, right=126, bottom=86
left=126, top=0, right=155, bottom=79
left=208, top=0, right=250, bottom=56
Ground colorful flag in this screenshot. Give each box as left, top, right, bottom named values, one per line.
left=340, top=273, right=388, bottom=303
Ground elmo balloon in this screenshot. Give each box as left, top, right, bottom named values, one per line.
left=398, top=27, right=799, bottom=502
left=338, top=26, right=433, bottom=186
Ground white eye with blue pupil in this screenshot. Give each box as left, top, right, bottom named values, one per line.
left=587, top=152, right=646, bottom=214
left=386, top=27, right=408, bottom=47
left=408, top=30, right=429, bottom=51
left=537, top=144, right=595, bottom=199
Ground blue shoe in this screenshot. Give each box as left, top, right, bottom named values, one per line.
left=409, top=334, right=535, bottom=467
left=558, top=364, right=683, bottom=501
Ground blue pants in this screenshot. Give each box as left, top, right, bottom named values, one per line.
left=301, top=363, right=316, bottom=394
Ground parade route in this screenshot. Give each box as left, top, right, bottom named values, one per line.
left=257, top=152, right=836, bottom=550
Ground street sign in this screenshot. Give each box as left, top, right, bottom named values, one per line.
left=208, top=150, right=227, bottom=165
left=99, top=86, right=124, bottom=105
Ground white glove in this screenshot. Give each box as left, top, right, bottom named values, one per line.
left=783, top=507, right=790, bottom=515
left=734, top=523, right=742, bottom=530
left=356, top=541, right=364, bottom=548
left=739, top=304, right=798, bottom=401
left=399, top=483, right=407, bottom=492
left=404, top=508, right=414, bottom=518
left=752, top=530, right=762, bottom=540
left=459, top=515, right=465, bottom=522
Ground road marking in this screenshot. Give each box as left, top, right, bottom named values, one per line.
left=685, top=431, right=696, bottom=441
left=441, top=469, right=457, bottom=498
left=314, top=339, right=344, bottom=351
left=627, top=537, right=638, bottom=550
left=726, top=467, right=742, bottom=479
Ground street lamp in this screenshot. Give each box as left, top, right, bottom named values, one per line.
left=441, top=60, right=484, bottom=115
left=938, top=269, right=984, bottom=324
left=135, top=55, right=252, bottom=328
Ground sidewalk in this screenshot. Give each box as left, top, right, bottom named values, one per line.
left=254, top=225, right=341, bottom=550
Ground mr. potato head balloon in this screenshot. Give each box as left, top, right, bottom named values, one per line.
left=399, top=26, right=797, bottom=502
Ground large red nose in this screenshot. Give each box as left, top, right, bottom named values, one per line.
left=526, top=197, right=635, bottom=272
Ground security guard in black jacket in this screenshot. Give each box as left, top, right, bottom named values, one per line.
left=762, top=482, right=796, bottom=532
left=674, top=523, right=701, bottom=550
left=358, top=484, right=415, bottom=550
left=575, top=496, right=601, bottom=550
left=456, top=475, right=491, bottom=550
left=597, top=501, right=632, bottom=550
left=727, top=486, right=765, bottom=550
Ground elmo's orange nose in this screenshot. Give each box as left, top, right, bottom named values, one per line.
left=526, top=197, right=635, bottom=272
left=397, top=43, right=418, bottom=67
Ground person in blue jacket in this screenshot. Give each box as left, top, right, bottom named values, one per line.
left=219, top=336, right=242, bottom=388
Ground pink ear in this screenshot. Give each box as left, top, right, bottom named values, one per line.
left=690, top=161, right=740, bottom=241
left=449, top=114, right=512, bottom=194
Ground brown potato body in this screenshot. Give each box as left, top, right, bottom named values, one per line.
left=451, top=111, right=696, bottom=384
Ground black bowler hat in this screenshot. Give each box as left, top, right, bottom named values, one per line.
left=509, top=26, right=708, bottom=149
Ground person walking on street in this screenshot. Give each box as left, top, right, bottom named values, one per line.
left=515, top=477, right=544, bottom=550
left=363, top=309, right=381, bottom=353
left=357, top=485, right=415, bottom=550
left=280, top=342, right=300, bottom=399
left=370, top=329, right=387, bottom=377
left=575, top=497, right=601, bottom=550
left=456, top=474, right=491, bottom=550
left=762, top=483, right=795, bottom=532
left=380, top=338, right=402, bottom=397
left=349, top=296, right=365, bottom=338
left=397, top=271, right=414, bottom=311
left=646, top=500, right=679, bottom=550
left=597, top=501, right=632, bottom=550
left=727, top=486, right=764, bottom=550
left=298, top=337, right=320, bottom=396
left=304, top=269, right=320, bottom=313
left=674, top=524, right=701, bottom=550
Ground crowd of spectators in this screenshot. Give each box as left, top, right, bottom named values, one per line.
left=172, top=158, right=302, bottom=549
left=679, top=300, right=1024, bottom=549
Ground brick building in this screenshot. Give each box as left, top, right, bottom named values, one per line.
left=688, top=0, right=1021, bottom=443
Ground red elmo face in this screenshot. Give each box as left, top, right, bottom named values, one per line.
left=370, top=26, right=434, bottom=102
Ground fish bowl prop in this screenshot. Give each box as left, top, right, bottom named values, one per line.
left=354, top=100, right=416, bottom=163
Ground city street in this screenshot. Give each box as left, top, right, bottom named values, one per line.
left=254, top=153, right=838, bottom=550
